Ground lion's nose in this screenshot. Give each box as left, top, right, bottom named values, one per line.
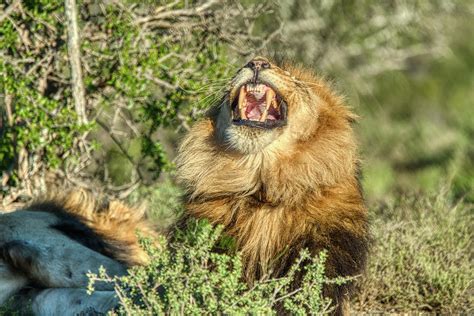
left=246, top=58, right=271, bottom=72
left=246, top=57, right=270, bottom=83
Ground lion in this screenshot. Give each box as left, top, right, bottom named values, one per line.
left=1, top=57, right=368, bottom=315
left=175, top=57, right=369, bottom=315
left=0, top=190, right=153, bottom=315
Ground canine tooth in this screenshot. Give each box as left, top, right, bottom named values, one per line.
left=238, top=86, right=247, bottom=119
left=265, top=88, right=275, bottom=110
left=238, top=86, right=245, bottom=106
left=260, top=88, right=275, bottom=122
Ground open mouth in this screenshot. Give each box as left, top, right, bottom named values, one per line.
left=231, top=82, right=287, bottom=129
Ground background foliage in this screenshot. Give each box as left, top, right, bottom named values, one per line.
left=0, top=0, right=472, bottom=314
left=0, top=0, right=274, bottom=200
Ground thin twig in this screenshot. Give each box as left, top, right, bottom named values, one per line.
left=0, top=0, right=20, bottom=23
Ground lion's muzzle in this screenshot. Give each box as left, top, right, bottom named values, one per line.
left=231, top=82, right=287, bottom=129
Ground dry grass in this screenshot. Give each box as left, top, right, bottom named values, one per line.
left=354, top=191, right=473, bottom=314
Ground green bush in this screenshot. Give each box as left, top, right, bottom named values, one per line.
left=0, top=0, right=267, bottom=196
left=0, top=0, right=89, bottom=192
left=354, top=191, right=473, bottom=313
left=88, top=219, right=346, bottom=315
left=128, top=176, right=183, bottom=231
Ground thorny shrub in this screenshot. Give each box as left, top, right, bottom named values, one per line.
left=88, top=219, right=351, bottom=315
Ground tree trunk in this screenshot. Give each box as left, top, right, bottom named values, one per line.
left=65, top=0, right=87, bottom=124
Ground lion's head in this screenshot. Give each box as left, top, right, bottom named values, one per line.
left=178, top=57, right=358, bottom=203
left=215, top=56, right=336, bottom=153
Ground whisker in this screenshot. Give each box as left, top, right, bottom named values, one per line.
left=293, top=79, right=324, bottom=87
left=197, top=88, right=228, bottom=107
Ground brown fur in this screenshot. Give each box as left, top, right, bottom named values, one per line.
left=175, top=57, right=369, bottom=315
left=26, top=190, right=156, bottom=266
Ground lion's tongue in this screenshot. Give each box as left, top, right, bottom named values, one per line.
left=237, top=84, right=280, bottom=121
left=246, top=96, right=266, bottom=121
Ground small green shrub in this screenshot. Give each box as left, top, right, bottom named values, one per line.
left=354, top=191, right=473, bottom=314
left=128, top=177, right=183, bottom=231
left=88, top=220, right=346, bottom=315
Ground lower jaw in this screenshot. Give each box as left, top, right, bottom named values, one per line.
left=232, top=119, right=287, bottom=129
left=224, top=127, right=280, bottom=154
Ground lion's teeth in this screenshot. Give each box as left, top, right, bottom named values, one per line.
left=238, top=86, right=246, bottom=110
left=265, top=88, right=275, bottom=110
left=244, top=83, right=272, bottom=94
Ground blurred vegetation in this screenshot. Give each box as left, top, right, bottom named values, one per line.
left=358, top=26, right=474, bottom=202
left=356, top=192, right=472, bottom=313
